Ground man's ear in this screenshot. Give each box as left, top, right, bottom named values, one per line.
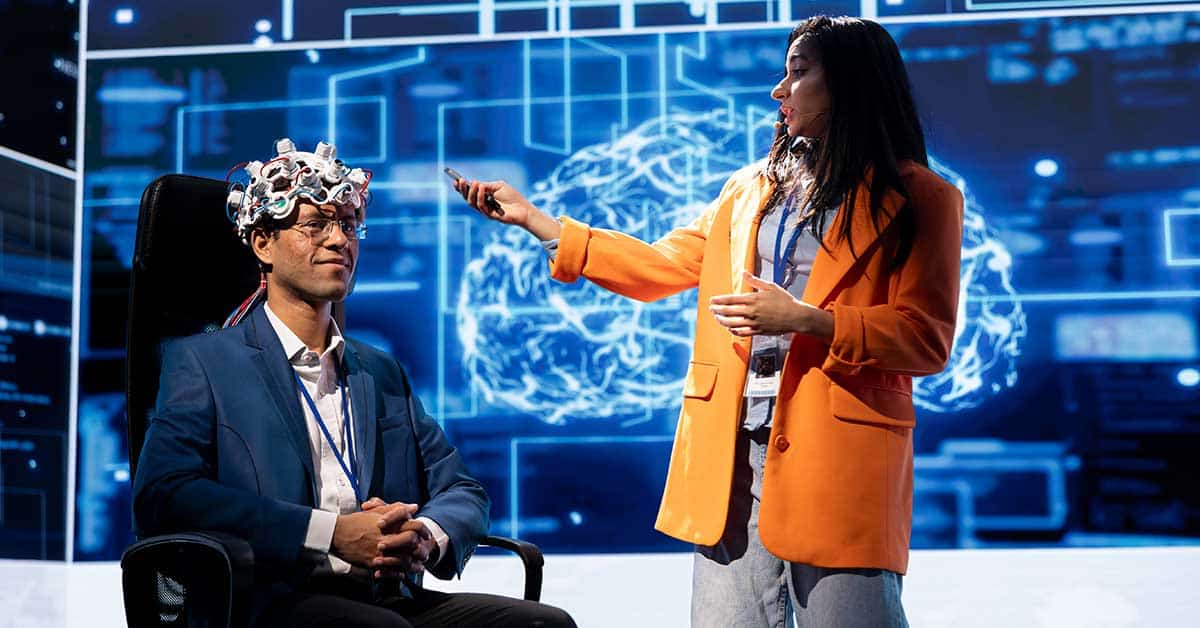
left=249, top=228, right=274, bottom=268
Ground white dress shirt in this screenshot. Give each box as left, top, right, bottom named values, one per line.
left=263, top=304, right=448, bottom=576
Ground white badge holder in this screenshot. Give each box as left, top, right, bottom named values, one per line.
left=745, top=334, right=789, bottom=398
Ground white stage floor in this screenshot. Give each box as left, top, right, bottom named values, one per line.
left=4, top=546, right=1198, bottom=627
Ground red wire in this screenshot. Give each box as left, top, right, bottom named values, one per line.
left=223, top=161, right=249, bottom=184
left=258, top=155, right=290, bottom=181
left=359, top=169, right=373, bottom=205
left=223, top=274, right=268, bottom=328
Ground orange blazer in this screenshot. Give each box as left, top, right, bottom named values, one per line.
left=549, top=161, right=963, bottom=574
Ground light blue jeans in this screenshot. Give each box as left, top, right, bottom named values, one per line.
left=691, top=428, right=908, bottom=628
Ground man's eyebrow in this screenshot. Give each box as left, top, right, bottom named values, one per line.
left=788, top=52, right=810, bottom=63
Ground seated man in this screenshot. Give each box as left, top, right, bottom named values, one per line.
left=132, top=139, right=575, bottom=628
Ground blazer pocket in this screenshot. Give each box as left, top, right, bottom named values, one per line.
left=826, top=376, right=916, bottom=429
left=682, top=361, right=719, bottom=400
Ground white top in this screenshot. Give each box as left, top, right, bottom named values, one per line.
left=742, top=193, right=835, bottom=430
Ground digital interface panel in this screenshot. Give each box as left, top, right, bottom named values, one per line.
left=0, top=153, right=74, bottom=560
left=58, top=3, right=1200, bottom=560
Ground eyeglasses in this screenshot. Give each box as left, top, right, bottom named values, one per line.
left=289, top=216, right=367, bottom=242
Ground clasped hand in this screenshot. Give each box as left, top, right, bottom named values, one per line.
left=709, top=272, right=832, bottom=339
left=331, top=498, right=438, bottom=579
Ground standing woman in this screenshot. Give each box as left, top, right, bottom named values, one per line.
left=456, top=15, right=962, bottom=627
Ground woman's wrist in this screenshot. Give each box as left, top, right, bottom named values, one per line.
left=524, top=209, right=563, bottom=241
left=792, top=299, right=834, bottom=341
left=790, top=300, right=810, bottom=334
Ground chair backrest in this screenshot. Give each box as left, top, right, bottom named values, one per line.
left=125, top=175, right=261, bottom=477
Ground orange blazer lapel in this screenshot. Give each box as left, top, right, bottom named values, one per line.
left=730, top=175, right=773, bottom=296
left=728, top=174, right=776, bottom=358
left=802, top=180, right=904, bottom=308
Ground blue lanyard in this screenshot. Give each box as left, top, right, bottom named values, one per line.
left=772, top=194, right=811, bottom=288
left=294, top=367, right=361, bottom=503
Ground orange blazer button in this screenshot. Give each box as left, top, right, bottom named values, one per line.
left=774, top=435, right=790, bottom=452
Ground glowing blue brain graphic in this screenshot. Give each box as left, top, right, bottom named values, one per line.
left=458, top=111, right=1024, bottom=423
left=921, top=158, right=1026, bottom=412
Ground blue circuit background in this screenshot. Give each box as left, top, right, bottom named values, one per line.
left=3, top=0, right=1199, bottom=562
left=0, top=0, right=79, bottom=560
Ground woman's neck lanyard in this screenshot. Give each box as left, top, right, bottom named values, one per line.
left=294, top=361, right=361, bottom=503
left=773, top=192, right=813, bottom=289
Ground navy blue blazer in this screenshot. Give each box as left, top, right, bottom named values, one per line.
left=132, top=305, right=489, bottom=601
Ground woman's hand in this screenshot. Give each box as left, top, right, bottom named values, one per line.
left=709, top=272, right=834, bottom=341
left=452, top=178, right=563, bottom=241
left=453, top=178, right=531, bottom=225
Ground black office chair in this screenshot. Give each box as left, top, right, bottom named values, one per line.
left=120, top=175, right=543, bottom=627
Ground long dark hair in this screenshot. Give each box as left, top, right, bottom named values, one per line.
left=764, top=15, right=927, bottom=268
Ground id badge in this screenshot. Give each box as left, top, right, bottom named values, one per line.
left=745, top=335, right=782, bottom=398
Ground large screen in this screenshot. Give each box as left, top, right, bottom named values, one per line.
left=70, top=2, right=1200, bottom=560
left=0, top=0, right=78, bottom=561
left=0, top=155, right=74, bottom=560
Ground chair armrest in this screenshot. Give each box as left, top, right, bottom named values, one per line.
left=480, top=535, right=544, bottom=602
left=123, top=530, right=255, bottom=570
left=121, top=531, right=255, bottom=627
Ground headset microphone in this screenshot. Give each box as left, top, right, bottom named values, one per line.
left=775, top=110, right=829, bottom=134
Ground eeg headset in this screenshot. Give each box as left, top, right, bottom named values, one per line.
left=226, top=137, right=372, bottom=245
left=222, top=138, right=372, bottom=327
